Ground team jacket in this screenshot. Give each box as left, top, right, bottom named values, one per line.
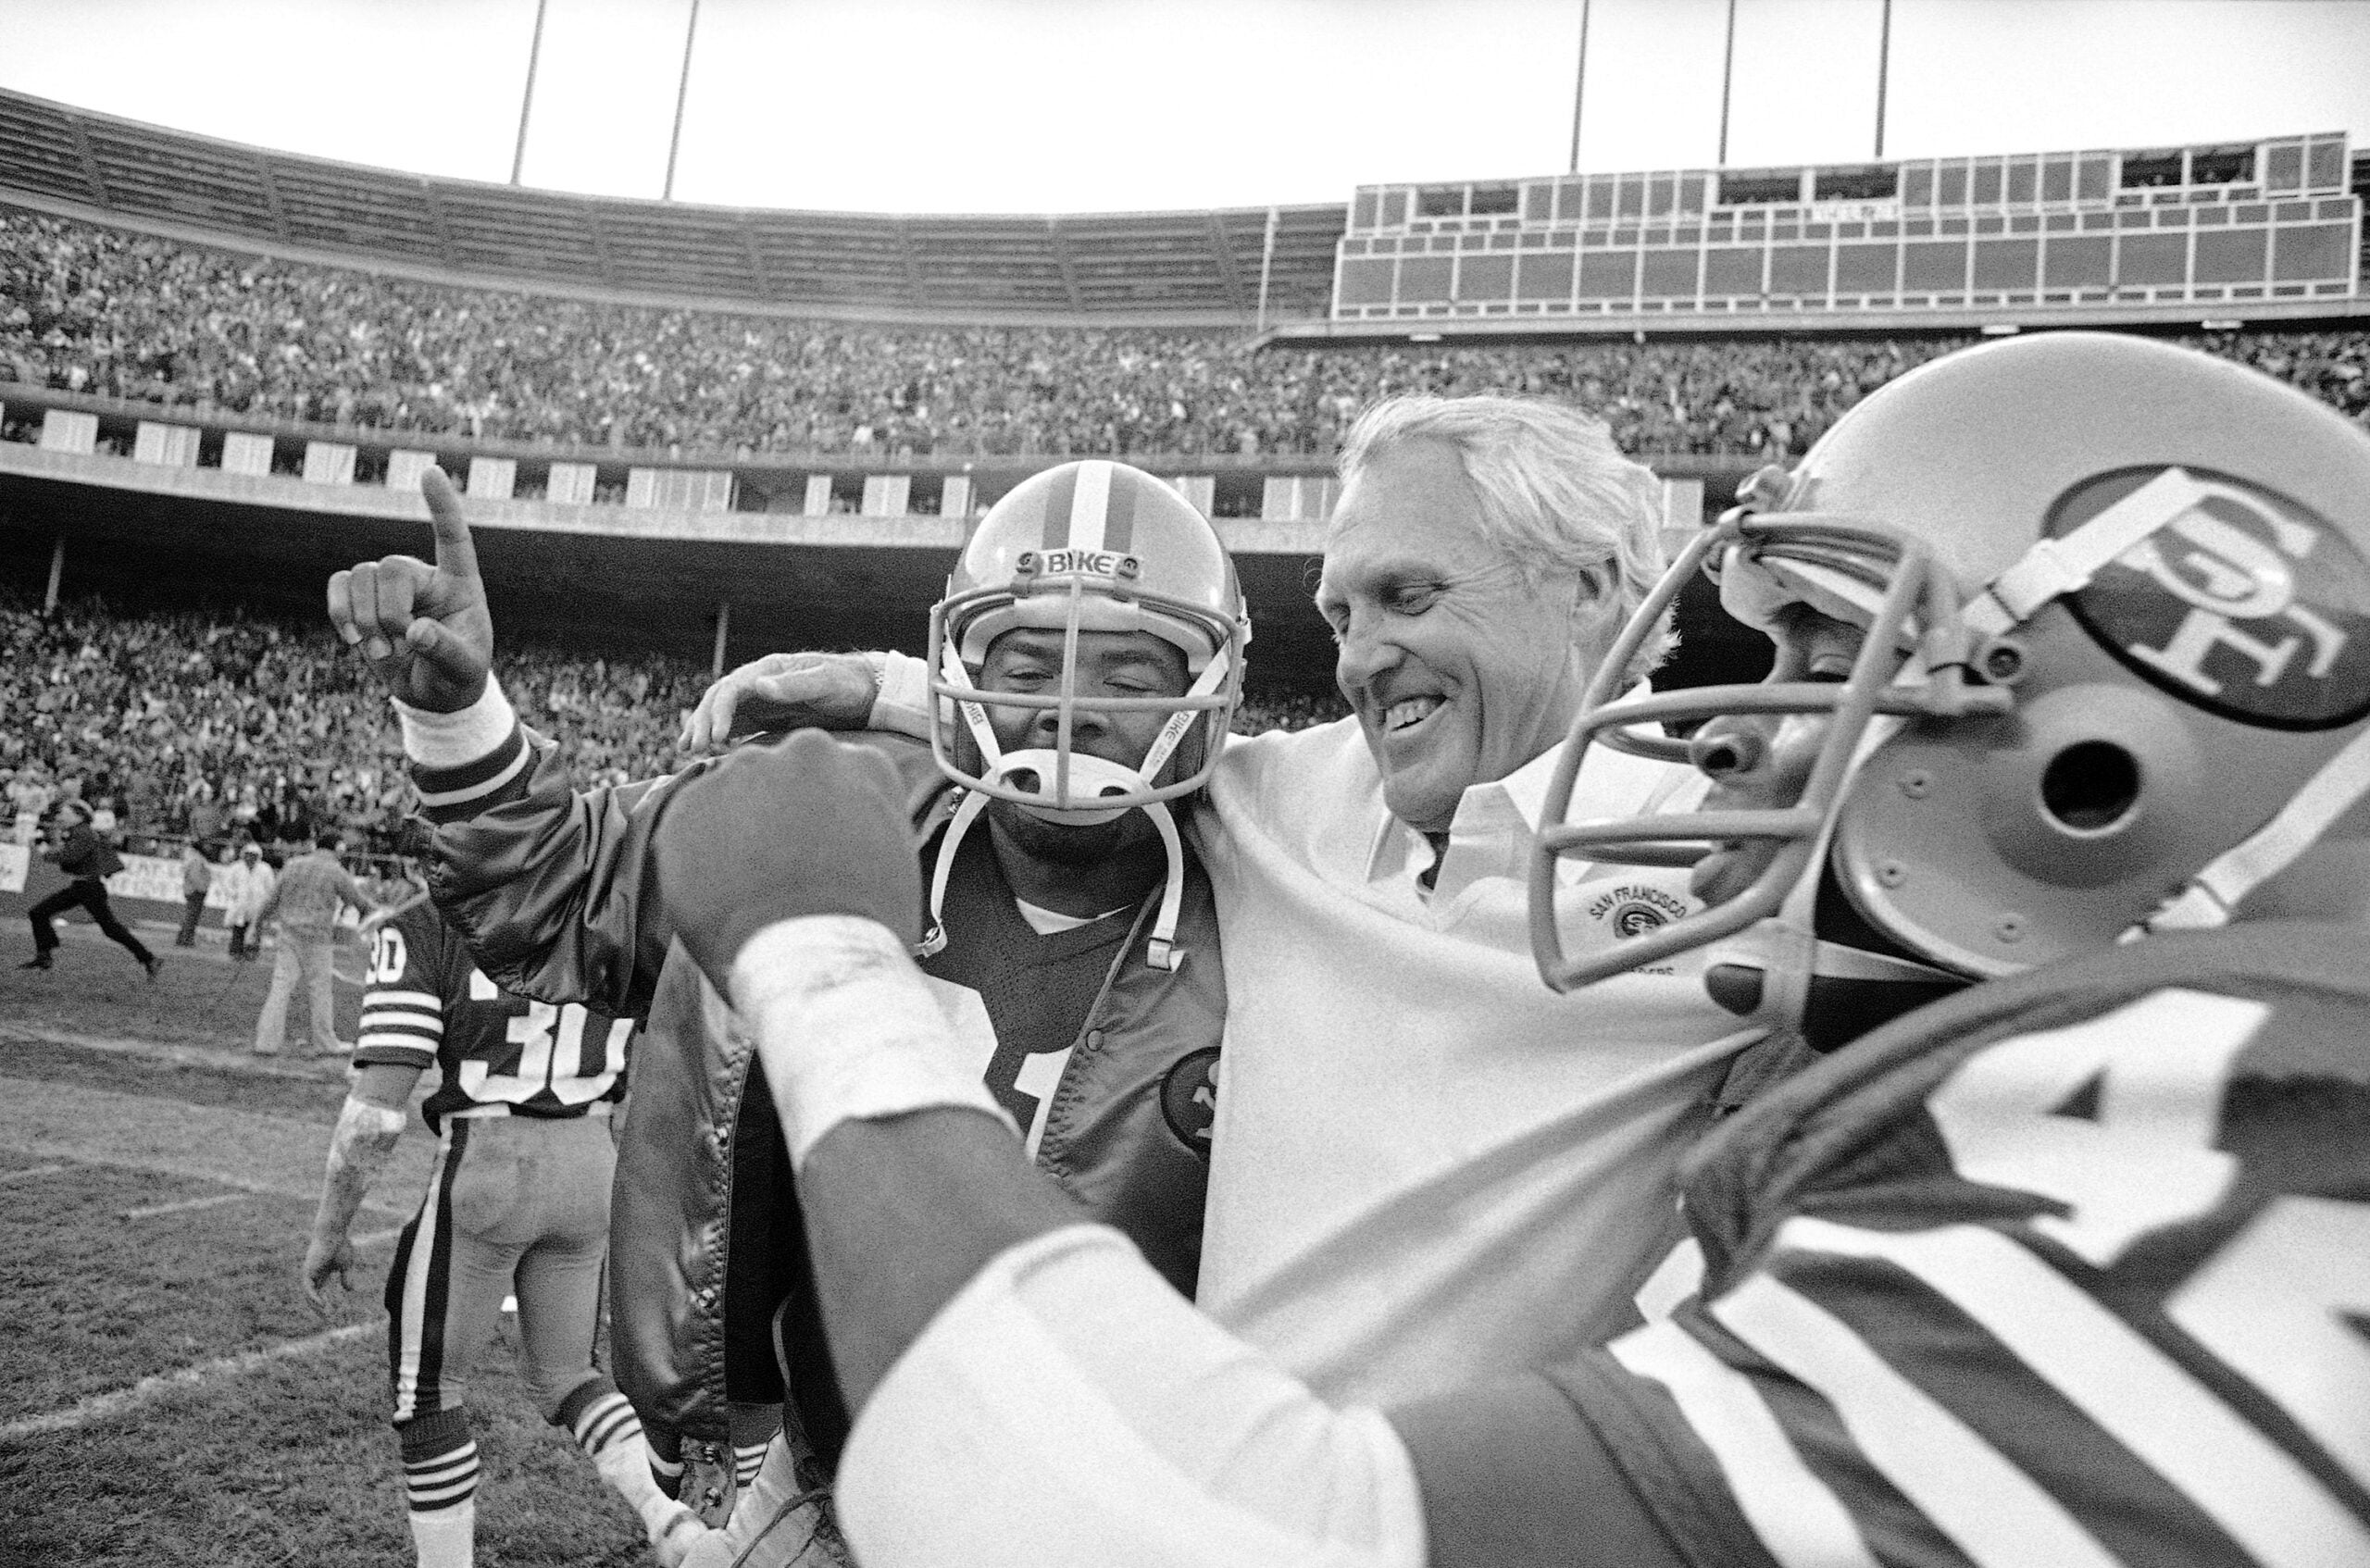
left=52, top=822, right=122, bottom=882
left=356, top=898, right=632, bottom=1133
left=413, top=722, right=1227, bottom=1455
left=1403, top=920, right=2370, bottom=1568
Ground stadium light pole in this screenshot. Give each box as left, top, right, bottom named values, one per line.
left=1874, top=0, right=1892, bottom=158
left=1566, top=0, right=1591, bottom=172
left=510, top=0, right=548, bottom=184
left=664, top=0, right=702, bottom=201
left=1716, top=0, right=1738, bottom=166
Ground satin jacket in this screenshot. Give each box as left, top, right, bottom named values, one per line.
left=418, top=728, right=1227, bottom=1456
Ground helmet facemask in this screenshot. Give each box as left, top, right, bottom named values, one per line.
left=1528, top=479, right=2012, bottom=1008
left=1534, top=462, right=2370, bottom=1026
left=928, top=570, right=1242, bottom=823
left=918, top=460, right=1252, bottom=971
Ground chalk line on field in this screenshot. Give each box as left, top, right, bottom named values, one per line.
left=0, top=1163, right=68, bottom=1186
left=0, top=1072, right=429, bottom=1213
left=0, top=1322, right=377, bottom=1440
left=120, top=1190, right=254, bottom=1221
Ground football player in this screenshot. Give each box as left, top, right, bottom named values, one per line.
left=325, top=459, right=1244, bottom=1565
left=630, top=330, right=2369, bottom=1567
left=301, top=893, right=706, bottom=1568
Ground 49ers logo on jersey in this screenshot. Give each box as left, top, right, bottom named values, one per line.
left=1160, top=1047, right=1220, bottom=1159
left=2056, top=467, right=2370, bottom=729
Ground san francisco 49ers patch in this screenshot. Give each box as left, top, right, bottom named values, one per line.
left=1589, top=883, right=1690, bottom=940
left=2053, top=467, right=2370, bottom=730
left=1160, top=1047, right=1221, bottom=1157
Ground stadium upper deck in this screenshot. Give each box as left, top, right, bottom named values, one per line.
left=0, top=86, right=1340, bottom=327
left=1305, top=131, right=2368, bottom=340
left=9, top=84, right=2365, bottom=342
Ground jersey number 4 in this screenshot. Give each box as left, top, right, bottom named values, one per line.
left=1928, top=988, right=2370, bottom=1490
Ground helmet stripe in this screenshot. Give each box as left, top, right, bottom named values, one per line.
left=1038, top=464, right=1079, bottom=552
left=1102, top=466, right=1140, bottom=555
left=1066, top=460, right=1113, bottom=554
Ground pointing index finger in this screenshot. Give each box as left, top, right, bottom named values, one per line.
left=419, top=467, right=480, bottom=585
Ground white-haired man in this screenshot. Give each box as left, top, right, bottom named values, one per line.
left=692, top=395, right=1757, bottom=1405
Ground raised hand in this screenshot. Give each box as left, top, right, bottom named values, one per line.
left=678, top=651, right=883, bottom=752
left=653, top=728, right=923, bottom=991
left=326, top=467, right=493, bottom=713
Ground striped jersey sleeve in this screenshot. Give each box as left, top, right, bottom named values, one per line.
left=409, top=719, right=534, bottom=825
left=1553, top=971, right=2370, bottom=1568
left=356, top=902, right=454, bottom=1072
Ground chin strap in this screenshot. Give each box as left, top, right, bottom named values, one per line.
left=923, top=638, right=1214, bottom=972
left=1704, top=709, right=1967, bottom=1027
left=916, top=787, right=1189, bottom=972
left=1962, top=467, right=2223, bottom=639
left=2132, top=721, right=2370, bottom=936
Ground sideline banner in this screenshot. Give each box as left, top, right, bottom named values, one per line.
left=104, top=852, right=199, bottom=907
left=0, top=848, right=217, bottom=903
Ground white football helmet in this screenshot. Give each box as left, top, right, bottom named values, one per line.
left=1531, top=331, right=2370, bottom=1021
left=922, top=460, right=1250, bottom=968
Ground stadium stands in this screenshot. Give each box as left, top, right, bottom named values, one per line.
left=0, top=85, right=1340, bottom=327
left=11, top=205, right=2369, bottom=467
left=0, top=597, right=1346, bottom=853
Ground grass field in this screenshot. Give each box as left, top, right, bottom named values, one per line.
left=0, top=911, right=659, bottom=1566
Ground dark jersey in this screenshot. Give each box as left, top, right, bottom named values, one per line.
left=357, top=900, right=632, bottom=1134
left=1406, top=922, right=2370, bottom=1568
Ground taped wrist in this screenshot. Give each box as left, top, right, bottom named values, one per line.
left=730, top=915, right=1015, bottom=1167
left=327, top=1095, right=407, bottom=1179
left=394, top=674, right=517, bottom=766
left=838, top=1226, right=1427, bottom=1568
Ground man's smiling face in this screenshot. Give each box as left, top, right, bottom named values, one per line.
left=1315, top=438, right=1604, bottom=836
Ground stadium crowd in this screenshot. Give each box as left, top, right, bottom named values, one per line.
left=0, top=596, right=1343, bottom=853
left=7, top=207, right=2367, bottom=463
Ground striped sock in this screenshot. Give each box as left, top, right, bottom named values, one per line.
left=555, top=1379, right=704, bottom=1556
left=648, top=1444, right=685, bottom=1500
left=560, top=1385, right=642, bottom=1462
left=734, top=1440, right=768, bottom=1492
left=725, top=1400, right=783, bottom=1504
left=397, top=1408, right=479, bottom=1568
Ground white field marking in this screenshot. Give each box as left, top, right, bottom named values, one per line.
left=0, top=1163, right=68, bottom=1186
left=0, top=1322, right=376, bottom=1440
left=0, top=1073, right=425, bottom=1217
left=119, top=1191, right=253, bottom=1222
left=353, top=1226, right=405, bottom=1251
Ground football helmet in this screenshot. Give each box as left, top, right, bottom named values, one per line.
left=923, top=460, right=1251, bottom=968
left=1531, top=331, right=2370, bottom=1012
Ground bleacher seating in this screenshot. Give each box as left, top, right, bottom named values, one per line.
left=7, top=203, right=2367, bottom=468
left=0, top=84, right=1338, bottom=324
left=0, top=596, right=1345, bottom=852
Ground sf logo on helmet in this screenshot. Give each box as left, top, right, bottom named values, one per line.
left=2061, top=468, right=2370, bottom=729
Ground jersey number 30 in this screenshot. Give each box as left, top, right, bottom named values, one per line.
left=457, top=969, right=630, bottom=1107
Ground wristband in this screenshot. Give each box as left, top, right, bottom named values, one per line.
left=393, top=674, right=517, bottom=767
left=731, top=915, right=1016, bottom=1166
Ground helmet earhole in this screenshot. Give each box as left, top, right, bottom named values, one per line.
left=2039, top=741, right=2139, bottom=833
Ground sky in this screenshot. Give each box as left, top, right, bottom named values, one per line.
left=2, top=0, right=2366, bottom=215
